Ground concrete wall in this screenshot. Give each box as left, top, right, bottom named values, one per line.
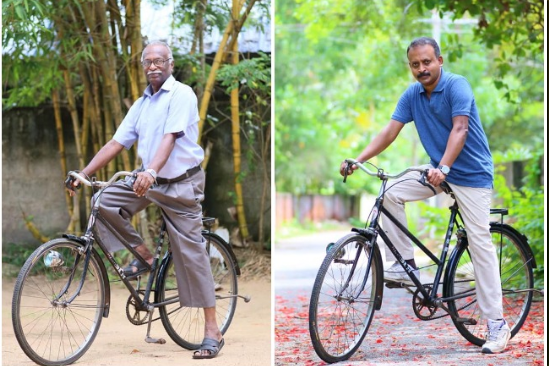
left=203, top=113, right=271, bottom=242
left=2, top=107, right=75, bottom=244
left=2, top=106, right=271, bottom=245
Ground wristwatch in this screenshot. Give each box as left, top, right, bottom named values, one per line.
left=145, top=168, right=157, bottom=180
left=438, top=165, right=450, bottom=176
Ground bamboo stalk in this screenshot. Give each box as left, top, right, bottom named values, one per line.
left=197, top=0, right=256, bottom=140
left=52, top=89, right=74, bottom=231
left=231, top=0, right=250, bottom=241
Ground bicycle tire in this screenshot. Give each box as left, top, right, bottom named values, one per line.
left=444, top=223, right=534, bottom=346
left=12, top=239, right=106, bottom=366
left=157, top=233, right=238, bottom=350
left=309, top=233, right=383, bottom=363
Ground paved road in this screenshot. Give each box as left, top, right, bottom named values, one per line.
left=274, top=230, right=544, bottom=366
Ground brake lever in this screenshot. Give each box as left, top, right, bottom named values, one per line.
left=343, top=162, right=352, bottom=183
left=64, top=175, right=81, bottom=191
left=418, top=169, right=436, bottom=195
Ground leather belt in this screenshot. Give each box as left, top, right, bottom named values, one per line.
left=156, top=165, right=202, bottom=184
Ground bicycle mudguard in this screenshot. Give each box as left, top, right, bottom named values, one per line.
left=443, top=222, right=536, bottom=296
left=61, top=235, right=112, bottom=317
left=371, top=243, right=385, bottom=310
left=352, top=228, right=385, bottom=310
left=202, top=231, right=242, bottom=276
left=489, top=223, right=536, bottom=268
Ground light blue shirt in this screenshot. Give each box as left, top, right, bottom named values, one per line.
left=391, top=69, right=493, bottom=188
left=114, top=76, right=203, bottom=179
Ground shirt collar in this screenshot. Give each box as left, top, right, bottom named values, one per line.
left=144, top=75, right=176, bottom=97
left=419, top=67, right=446, bottom=94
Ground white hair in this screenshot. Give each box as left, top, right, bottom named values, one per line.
left=141, top=40, right=173, bottom=62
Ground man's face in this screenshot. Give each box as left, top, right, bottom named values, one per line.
left=142, top=44, right=174, bottom=92
left=407, top=44, right=443, bottom=89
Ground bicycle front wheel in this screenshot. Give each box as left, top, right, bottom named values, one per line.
left=157, top=233, right=238, bottom=350
left=12, top=239, right=106, bottom=366
left=309, top=233, right=382, bottom=363
left=445, top=224, right=534, bottom=346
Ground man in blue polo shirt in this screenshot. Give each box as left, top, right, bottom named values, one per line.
left=340, top=37, right=509, bottom=354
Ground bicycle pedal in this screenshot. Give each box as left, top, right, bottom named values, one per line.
left=385, top=281, right=408, bottom=289
left=145, top=336, right=166, bottom=344
left=334, top=259, right=354, bottom=265
left=456, top=317, right=477, bottom=325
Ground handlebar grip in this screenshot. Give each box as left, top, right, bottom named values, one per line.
left=417, top=169, right=436, bottom=195
left=64, top=175, right=81, bottom=191
left=343, top=162, right=354, bottom=183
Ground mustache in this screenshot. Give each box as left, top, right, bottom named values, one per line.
left=147, top=71, right=162, bottom=75
left=417, top=71, right=431, bottom=78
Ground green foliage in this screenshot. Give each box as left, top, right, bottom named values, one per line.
left=493, top=148, right=544, bottom=288
left=2, top=242, right=40, bottom=274
left=216, top=52, right=271, bottom=93
left=275, top=0, right=543, bottom=198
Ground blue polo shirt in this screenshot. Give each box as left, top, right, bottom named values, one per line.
left=391, top=69, right=493, bottom=188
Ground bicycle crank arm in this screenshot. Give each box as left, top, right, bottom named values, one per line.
left=435, top=300, right=477, bottom=325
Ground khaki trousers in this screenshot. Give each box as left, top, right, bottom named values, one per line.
left=94, top=169, right=216, bottom=308
left=381, top=164, right=503, bottom=320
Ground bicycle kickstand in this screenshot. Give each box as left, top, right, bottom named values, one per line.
left=144, top=307, right=166, bottom=344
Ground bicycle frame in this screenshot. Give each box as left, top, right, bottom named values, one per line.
left=61, top=172, right=185, bottom=317
left=347, top=160, right=483, bottom=313
left=63, top=171, right=241, bottom=316
left=375, top=198, right=464, bottom=303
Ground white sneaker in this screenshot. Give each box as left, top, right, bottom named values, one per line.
left=384, top=262, right=420, bottom=285
left=482, top=319, right=511, bottom=354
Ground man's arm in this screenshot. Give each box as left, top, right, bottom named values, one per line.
left=68, top=139, right=125, bottom=195
left=340, top=119, right=404, bottom=176
left=427, top=115, right=468, bottom=186
left=81, top=139, right=126, bottom=177
left=133, top=133, right=178, bottom=197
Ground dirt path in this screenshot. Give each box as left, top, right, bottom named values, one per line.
left=2, top=278, right=271, bottom=366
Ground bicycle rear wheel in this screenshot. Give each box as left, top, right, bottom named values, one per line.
left=157, top=233, right=238, bottom=350
left=445, top=224, right=534, bottom=345
left=309, top=233, right=382, bottom=363
left=12, top=239, right=106, bottom=366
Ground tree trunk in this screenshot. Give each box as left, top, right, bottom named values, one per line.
left=52, top=89, right=75, bottom=231
left=231, top=0, right=250, bottom=242
left=197, top=0, right=257, bottom=141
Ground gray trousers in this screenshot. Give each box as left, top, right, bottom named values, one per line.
left=381, top=164, right=503, bottom=320
left=94, top=169, right=216, bottom=308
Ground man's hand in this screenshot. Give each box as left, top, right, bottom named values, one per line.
left=133, top=171, right=156, bottom=197
left=339, top=161, right=358, bottom=177
left=65, top=174, right=83, bottom=197
left=427, top=168, right=446, bottom=187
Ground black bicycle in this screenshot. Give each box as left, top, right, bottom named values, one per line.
left=12, top=171, right=250, bottom=366
left=308, top=159, right=537, bottom=363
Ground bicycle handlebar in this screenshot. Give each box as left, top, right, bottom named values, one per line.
left=344, top=158, right=426, bottom=180
left=65, top=170, right=135, bottom=189
left=344, top=159, right=449, bottom=195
